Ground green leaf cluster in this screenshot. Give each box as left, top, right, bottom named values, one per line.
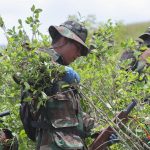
left=0, top=5, right=150, bottom=150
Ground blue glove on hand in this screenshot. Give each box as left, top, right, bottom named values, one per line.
left=108, top=133, right=119, bottom=145
left=62, top=66, right=80, bottom=84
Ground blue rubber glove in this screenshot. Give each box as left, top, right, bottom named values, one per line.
left=62, top=66, right=80, bottom=84
left=108, top=133, right=119, bottom=145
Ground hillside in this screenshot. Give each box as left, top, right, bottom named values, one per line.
left=120, top=21, right=150, bottom=40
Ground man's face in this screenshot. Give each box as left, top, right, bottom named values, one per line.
left=0, top=131, right=7, bottom=141
left=55, top=38, right=82, bottom=65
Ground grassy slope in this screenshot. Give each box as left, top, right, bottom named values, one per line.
left=119, top=21, right=150, bottom=40
left=125, top=21, right=150, bottom=38
left=114, top=21, right=150, bottom=56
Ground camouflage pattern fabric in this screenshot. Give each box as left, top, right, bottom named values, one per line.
left=0, top=138, right=18, bottom=150
left=52, top=26, right=87, bottom=49
left=18, top=48, right=94, bottom=150
left=0, top=129, right=18, bottom=150
left=139, top=27, right=150, bottom=46
left=119, top=49, right=148, bottom=73
left=37, top=85, right=94, bottom=150
left=49, top=20, right=90, bottom=56
left=119, top=48, right=150, bottom=104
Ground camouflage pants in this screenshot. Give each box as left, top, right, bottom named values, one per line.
left=38, top=130, right=85, bottom=150
left=40, top=144, right=82, bottom=150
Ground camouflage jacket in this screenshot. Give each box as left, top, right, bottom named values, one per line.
left=119, top=48, right=150, bottom=73
left=119, top=48, right=150, bottom=104
left=13, top=45, right=94, bottom=149
left=36, top=83, right=94, bottom=150
left=31, top=49, right=94, bottom=150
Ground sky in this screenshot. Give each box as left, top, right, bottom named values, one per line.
left=0, top=0, right=150, bottom=44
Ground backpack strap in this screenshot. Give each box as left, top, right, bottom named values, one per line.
left=35, top=106, right=46, bottom=150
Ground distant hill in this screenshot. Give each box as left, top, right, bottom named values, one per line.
left=117, top=21, right=150, bottom=41
left=125, top=21, right=150, bottom=39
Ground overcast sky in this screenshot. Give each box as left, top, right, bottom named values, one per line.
left=0, top=0, right=150, bottom=44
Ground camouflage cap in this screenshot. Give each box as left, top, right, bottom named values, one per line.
left=48, top=20, right=89, bottom=56
left=139, top=27, right=150, bottom=46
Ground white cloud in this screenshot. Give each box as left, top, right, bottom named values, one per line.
left=0, top=0, right=150, bottom=44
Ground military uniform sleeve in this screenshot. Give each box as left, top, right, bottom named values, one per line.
left=82, top=112, right=94, bottom=136
left=120, top=50, right=148, bottom=73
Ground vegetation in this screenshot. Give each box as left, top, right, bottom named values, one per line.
left=0, top=5, right=150, bottom=150
left=124, top=21, right=150, bottom=39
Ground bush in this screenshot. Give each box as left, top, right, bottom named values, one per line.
left=0, top=5, right=150, bottom=150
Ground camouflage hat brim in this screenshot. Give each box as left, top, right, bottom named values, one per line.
left=49, top=25, right=89, bottom=56
left=139, top=33, right=150, bottom=46
left=139, top=33, right=150, bottom=41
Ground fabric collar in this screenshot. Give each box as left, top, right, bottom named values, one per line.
left=38, top=48, right=64, bottom=65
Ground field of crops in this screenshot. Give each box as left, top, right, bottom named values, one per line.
left=0, top=5, right=150, bottom=150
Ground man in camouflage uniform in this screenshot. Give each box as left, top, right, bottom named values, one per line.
left=138, top=27, right=150, bottom=69
left=0, top=128, right=18, bottom=150
left=119, top=27, right=150, bottom=147
left=119, top=27, right=150, bottom=105
left=32, top=21, right=94, bottom=150
left=120, top=27, right=150, bottom=73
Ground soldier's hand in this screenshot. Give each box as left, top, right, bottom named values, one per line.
left=108, top=133, right=120, bottom=145
left=62, top=66, right=80, bottom=84
left=140, top=48, right=150, bottom=61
